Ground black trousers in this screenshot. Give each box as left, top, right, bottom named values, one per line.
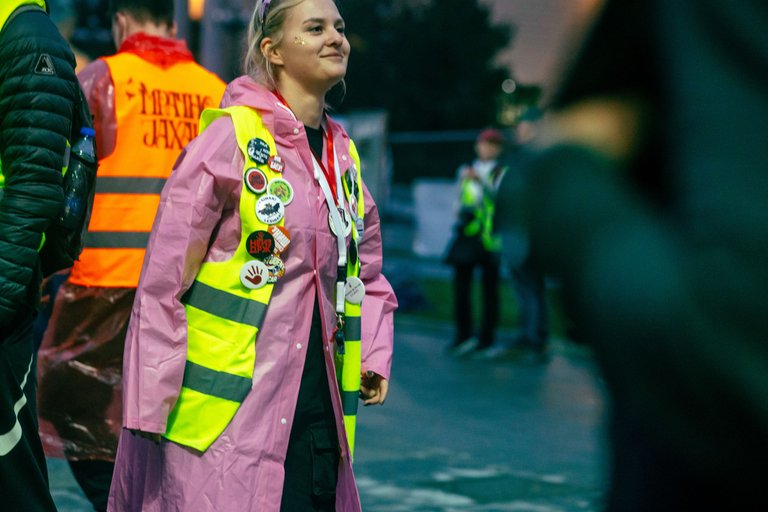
left=453, top=258, right=500, bottom=348
left=0, top=311, right=57, bottom=512
left=280, top=301, right=340, bottom=512
left=510, top=256, right=548, bottom=346
left=67, top=459, right=114, bottom=512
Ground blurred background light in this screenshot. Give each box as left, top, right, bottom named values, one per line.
left=188, top=0, right=205, bottom=21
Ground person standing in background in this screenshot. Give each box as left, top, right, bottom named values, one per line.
left=444, top=128, right=507, bottom=357
left=0, top=1, right=82, bottom=510
left=36, top=1, right=225, bottom=510
left=496, top=121, right=550, bottom=362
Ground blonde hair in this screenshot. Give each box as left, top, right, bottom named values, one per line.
left=244, top=0, right=305, bottom=88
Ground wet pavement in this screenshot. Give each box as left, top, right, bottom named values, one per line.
left=47, top=316, right=607, bottom=511
left=353, top=317, right=607, bottom=512
left=46, top=186, right=608, bottom=510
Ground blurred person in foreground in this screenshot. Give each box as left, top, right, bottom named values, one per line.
left=444, top=127, right=507, bottom=357
left=496, top=120, right=550, bottom=362
left=108, top=0, right=396, bottom=510
left=35, top=0, right=225, bottom=509
left=496, top=0, right=768, bottom=509
left=0, top=1, right=82, bottom=510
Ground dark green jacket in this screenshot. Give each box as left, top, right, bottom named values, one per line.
left=0, top=4, right=79, bottom=330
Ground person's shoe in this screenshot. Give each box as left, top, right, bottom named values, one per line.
left=469, top=344, right=508, bottom=360
left=447, top=337, right=479, bottom=357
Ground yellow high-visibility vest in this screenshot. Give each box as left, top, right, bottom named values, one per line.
left=165, top=106, right=365, bottom=457
left=459, top=166, right=506, bottom=252
left=0, top=0, right=48, bottom=183
left=0, top=0, right=46, bottom=33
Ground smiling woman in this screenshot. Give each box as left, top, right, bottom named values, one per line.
left=106, top=1, right=397, bottom=511
left=248, top=0, right=350, bottom=126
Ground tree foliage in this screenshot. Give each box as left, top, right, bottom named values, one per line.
left=337, top=0, right=513, bottom=131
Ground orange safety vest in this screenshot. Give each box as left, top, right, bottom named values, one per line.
left=69, top=52, right=225, bottom=287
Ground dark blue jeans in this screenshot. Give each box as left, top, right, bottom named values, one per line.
left=510, top=258, right=548, bottom=347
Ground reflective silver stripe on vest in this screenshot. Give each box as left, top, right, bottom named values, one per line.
left=182, top=280, right=268, bottom=329
left=85, top=231, right=150, bottom=248
left=341, top=390, right=359, bottom=416
left=344, top=316, right=361, bottom=341
left=181, top=360, right=252, bottom=403
left=95, top=176, right=167, bottom=194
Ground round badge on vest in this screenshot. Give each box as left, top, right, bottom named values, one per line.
left=269, top=225, right=291, bottom=255
left=264, top=254, right=285, bottom=284
left=245, top=168, right=268, bottom=194
left=240, top=260, right=269, bottom=289
left=344, top=276, right=365, bottom=304
left=268, top=177, right=294, bottom=206
left=328, top=206, right=352, bottom=238
left=256, top=194, right=285, bottom=225
left=247, top=138, right=270, bottom=165
left=268, top=155, right=284, bottom=173
left=246, top=230, right=274, bottom=260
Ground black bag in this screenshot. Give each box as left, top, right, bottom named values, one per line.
left=39, top=87, right=97, bottom=276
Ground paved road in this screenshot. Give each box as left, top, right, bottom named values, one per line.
left=47, top=316, right=607, bottom=511
left=353, top=318, right=607, bottom=512
left=47, top=191, right=608, bottom=510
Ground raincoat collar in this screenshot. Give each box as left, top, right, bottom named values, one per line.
left=221, top=76, right=352, bottom=172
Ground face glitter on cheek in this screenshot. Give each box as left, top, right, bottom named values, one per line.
left=293, top=36, right=307, bottom=45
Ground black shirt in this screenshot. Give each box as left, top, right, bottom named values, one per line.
left=305, top=124, right=324, bottom=159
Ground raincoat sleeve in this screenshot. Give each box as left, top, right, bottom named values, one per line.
left=357, top=182, right=398, bottom=381
left=122, top=118, right=241, bottom=433
left=77, top=59, right=116, bottom=160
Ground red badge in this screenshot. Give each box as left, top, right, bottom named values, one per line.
left=245, top=168, right=268, bottom=194
left=268, top=155, right=285, bottom=173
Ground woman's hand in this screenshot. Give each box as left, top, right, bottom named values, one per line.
left=360, top=370, right=388, bottom=406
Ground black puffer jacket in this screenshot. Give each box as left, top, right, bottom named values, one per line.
left=0, top=7, right=79, bottom=331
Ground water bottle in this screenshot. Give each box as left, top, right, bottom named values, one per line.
left=59, top=127, right=96, bottom=230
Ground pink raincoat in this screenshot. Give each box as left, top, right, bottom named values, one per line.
left=107, top=76, right=397, bottom=512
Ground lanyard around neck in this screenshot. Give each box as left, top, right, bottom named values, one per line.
left=312, top=126, right=338, bottom=203
left=273, top=89, right=348, bottom=311
left=273, top=89, right=339, bottom=203
left=312, top=142, right=348, bottom=314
